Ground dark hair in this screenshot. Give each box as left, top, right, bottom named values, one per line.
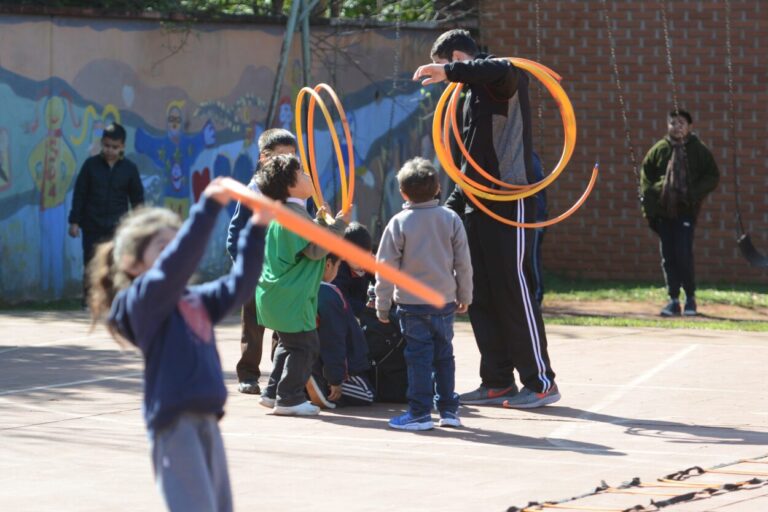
left=326, top=252, right=340, bottom=264
left=88, top=207, right=182, bottom=345
left=256, top=154, right=301, bottom=202
left=343, top=222, right=372, bottom=252
left=669, top=109, right=693, bottom=124
left=431, top=29, right=479, bottom=60
left=102, top=123, right=127, bottom=143
left=258, top=128, right=297, bottom=155
left=397, top=157, right=440, bottom=203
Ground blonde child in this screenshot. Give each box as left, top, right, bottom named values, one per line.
left=89, top=178, right=270, bottom=511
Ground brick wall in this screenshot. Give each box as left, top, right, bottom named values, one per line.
left=478, top=0, right=767, bottom=284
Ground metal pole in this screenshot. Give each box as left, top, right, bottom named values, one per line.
left=301, top=0, right=311, bottom=87
left=265, top=0, right=302, bottom=129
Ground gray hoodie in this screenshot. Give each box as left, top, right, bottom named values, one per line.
left=375, top=199, right=473, bottom=315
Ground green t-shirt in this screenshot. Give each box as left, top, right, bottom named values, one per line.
left=255, top=217, right=325, bottom=333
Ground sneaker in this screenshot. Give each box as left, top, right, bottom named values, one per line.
left=238, top=380, right=261, bottom=395
left=273, top=401, right=320, bottom=416
left=438, top=410, right=462, bottom=428
left=502, top=384, right=561, bottom=409
left=683, top=297, right=697, bottom=316
left=388, top=412, right=433, bottom=431
left=459, top=384, right=518, bottom=405
left=259, top=395, right=276, bottom=408
left=660, top=299, right=681, bottom=317
left=306, top=375, right=336, bottom=409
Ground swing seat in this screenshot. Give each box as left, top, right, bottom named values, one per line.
left=738, top=234, right=768, bottom=268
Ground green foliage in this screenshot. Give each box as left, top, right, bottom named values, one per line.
left=0, top=0, right=465, bottom=22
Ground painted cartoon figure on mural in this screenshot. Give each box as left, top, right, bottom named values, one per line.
left=27, top=96, right=78, bottom=298
left=71, top=104, right=122, bottom=156
left=135, top=99, right=216, bottom=218
left=0, top=128, right=10, bottom=192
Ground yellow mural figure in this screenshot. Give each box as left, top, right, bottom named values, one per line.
left=71, top=104, right=121, bottom=156
left=27, top=96, right=77, bottom=298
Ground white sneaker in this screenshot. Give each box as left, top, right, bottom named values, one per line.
left=273, top=401, right=320, bottom=416
left=259, top=396, right=275, bottom=408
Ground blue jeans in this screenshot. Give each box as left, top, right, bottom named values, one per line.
left=396, top=303, right=458, bottom=417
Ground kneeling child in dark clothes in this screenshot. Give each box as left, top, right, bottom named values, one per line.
left=307, top=253, right=375, bottom=408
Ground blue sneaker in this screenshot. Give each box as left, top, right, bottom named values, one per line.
left=388, top=412, right=433, bottom=431
left=660, top=299, right=681, bottom=317
left=502, top=384, right=561, bottom=409
left=438, top=410, right=462, bottom=428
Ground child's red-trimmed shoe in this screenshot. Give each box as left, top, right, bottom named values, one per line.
left=502, top=385, right=561, bottom=409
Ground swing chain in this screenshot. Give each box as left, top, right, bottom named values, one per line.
left=600, top=0, right=639, bottom=175
left=724, top=0, right=746, bottom=235
left=659, top=0, right=679, bottom=114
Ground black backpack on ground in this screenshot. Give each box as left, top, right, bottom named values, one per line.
left=359, top=308, right=407, bottom=403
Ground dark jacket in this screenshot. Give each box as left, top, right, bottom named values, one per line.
left=331, top=261, right=373, bottom=318
left=68, top=155, right=144, bottom=233
left=640, top=134, right=720, bottom=220
left=226, top=178, right=259, bottom=261
left=443, top=54, right=534, bottom=218
left=109, top=196, right=266, bottom=431
left=316, top=282, right=370, bottom=386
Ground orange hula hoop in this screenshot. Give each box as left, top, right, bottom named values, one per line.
left=294, top=84, right=355, bottom=215
left=221, top=178, right=443, bottom=307
left=432, top=57, right=598, bottom=228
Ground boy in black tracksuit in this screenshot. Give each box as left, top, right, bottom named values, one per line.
left=414, top=29, right=559, bottom=408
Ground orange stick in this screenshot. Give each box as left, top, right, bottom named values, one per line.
left=221, top=178, right=445, bottom=307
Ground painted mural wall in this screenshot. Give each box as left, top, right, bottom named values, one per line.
left=0, top=14, right=442, bottom=303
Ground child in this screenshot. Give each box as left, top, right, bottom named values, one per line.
left=68, top=122, right=144, bottom=307
left=255, top=154, right=349, bottom=416
left=88, top=177, right=270, bottom=511
left=375, top=157, right=473, bottom=431
left=307, top=253, right=375, bottom=409
left=226, top=128, right=297, bottom=395
left=331, top=221, right=375, bottom=318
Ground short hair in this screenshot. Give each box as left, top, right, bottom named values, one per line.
left=669, top=109, right=693, bottom=124
left=326, top=252, right=340, bottom=264
left=397, top=157, right=439, bottom=203
left=102, top=123, right=127, bottom=143
left=430, top=29, right=479, bottom=60
left=344, top=222, right=372, bottom=252
left=258, top=128, right=297, bottom=155
left=255, top=154, right=301, bottom=202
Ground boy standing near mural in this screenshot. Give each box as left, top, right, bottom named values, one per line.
left=68, top=123, right=144, bottom=306
left=226, top=128, right=297, bottom=395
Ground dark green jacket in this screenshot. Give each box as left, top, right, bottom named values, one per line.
left=639, top=134, right=719, bottom=220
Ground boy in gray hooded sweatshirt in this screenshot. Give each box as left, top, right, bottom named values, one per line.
left=375, top=157, right=473, bottom=431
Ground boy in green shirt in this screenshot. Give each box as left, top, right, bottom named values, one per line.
left=255, top=154, right=349, bottom=416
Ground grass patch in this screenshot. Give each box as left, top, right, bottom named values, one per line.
left=545, top=314, right=768, bottom=332
left=545, top=275, right=768, bottom=308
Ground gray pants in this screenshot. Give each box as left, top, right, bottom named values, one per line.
left=264, top=330, right=319, bottom=407
left=149, top=412, right=233, bottom=512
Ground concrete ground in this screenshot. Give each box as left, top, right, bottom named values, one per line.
left=1, top=311, right=767, bottom=512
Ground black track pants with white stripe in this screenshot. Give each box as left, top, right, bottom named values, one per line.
left=465, top=198, right=556, bottom=393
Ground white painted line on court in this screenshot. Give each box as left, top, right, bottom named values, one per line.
left=556, top=381, right=744, bottom=393
left=547, top=344, right=700, bottom=445
left=0, top=372, right=142, bottom=396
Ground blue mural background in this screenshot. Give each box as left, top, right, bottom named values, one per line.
left=0, top=14, right=442, bottom=303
